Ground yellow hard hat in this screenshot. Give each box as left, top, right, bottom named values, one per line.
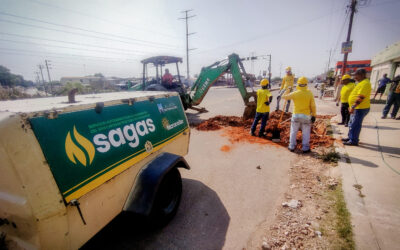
left=341, top=74, right=351, bottom=80
left=297, top=76, right=308, bottom=85
left=286, top=66, right=292, bottom=71
left=260, top=79, right=269, bottom=86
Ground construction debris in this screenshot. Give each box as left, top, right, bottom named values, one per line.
left=195, top=111, right=335, bottom=149
left=282, top=199, right=302, bottom=209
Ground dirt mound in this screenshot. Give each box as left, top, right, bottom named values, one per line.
left=195, top=111, right=335, bottom=150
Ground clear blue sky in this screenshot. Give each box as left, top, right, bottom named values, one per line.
left=0, top=0, right=399, bottom=81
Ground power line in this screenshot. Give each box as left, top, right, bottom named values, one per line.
left=0, top=38, right=145, bottom=57
left=0, top=18, right=182, bottom=51
left=0, top=47, right=140, bottom=63
left=194, top=8, right=345, bottom=55
left=24, top=0, right=181, bottom=40
left=0, top=11, right=181, bottom=48
left=0, top=32, right=145, bottom=54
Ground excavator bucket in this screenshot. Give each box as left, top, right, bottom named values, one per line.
left=243, top=101, right=256, bottom=120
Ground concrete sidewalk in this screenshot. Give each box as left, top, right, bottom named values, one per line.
left=331, top=107, right=400, bottom=250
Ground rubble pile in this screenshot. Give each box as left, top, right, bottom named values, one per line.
left=195, top=111, right=335, bottom=149
left=258, top=157, right=338, bottom=249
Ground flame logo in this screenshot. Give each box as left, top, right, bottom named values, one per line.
left=65, top=126, right=95, bottom=166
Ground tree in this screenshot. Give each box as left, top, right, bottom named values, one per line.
left=0, top=65, right=28, bottom=87
left=94, top=73, right=104, bottom=78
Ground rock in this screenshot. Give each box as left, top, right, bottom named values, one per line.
left=315, top=231, right=322, bottom=238
left=316, top=216, right=321, bottom=220
left=282, top=199, right=302, bottom=209
left=262, top=241, right=271, bottom=250
left=256, top=165, right=261, bottom=169
left=301, top=230, right=308, bottom=235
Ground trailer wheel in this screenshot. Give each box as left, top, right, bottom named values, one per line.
left=150, top=168, right=182, bottom=226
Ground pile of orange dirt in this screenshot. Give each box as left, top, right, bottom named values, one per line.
left=195, top=111, right=335, bottom=150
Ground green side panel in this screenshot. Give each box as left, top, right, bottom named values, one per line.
left=228, top=54, right=248, bottom=101
left=190, top=65, right=228, bottom=105
left=129, top=83, right=144, bottom=91
left=30, top=96, right=188, bottom=200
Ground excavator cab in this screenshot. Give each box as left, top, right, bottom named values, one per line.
left=131, top=56, right=185, bottom=92
left=129, top=56, right=191, bottom=109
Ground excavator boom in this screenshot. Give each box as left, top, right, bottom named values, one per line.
left=189, top=53, right=257, bottom=119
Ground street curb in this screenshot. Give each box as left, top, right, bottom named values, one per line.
left=330, top=121, right=381, bottom=250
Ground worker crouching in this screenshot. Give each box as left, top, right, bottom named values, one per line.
left=251, top=79, right=272, bottom=137
left=283, top=77, right=316, bottom=153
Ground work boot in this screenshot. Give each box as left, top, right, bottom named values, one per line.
left=396, top=117, right=400, bottom=120
left=344, top=123, right=349, bottom=127
left=341, top=138, right=350, bottom=142
left=381, top=115, right=387, bottom=119
left=302, top=149, right=311, bottom=154
left=343, top=141, right=358, bottom=146
left=338, top=122, right=345, bottom=125
left=250, top=131, right=256, bottom=136
left=391, top=116, right=396, bottom=119
left=288, top=148, right=295, bottom=152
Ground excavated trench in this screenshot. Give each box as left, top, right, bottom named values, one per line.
left=195, top=111, right=335, bottom=150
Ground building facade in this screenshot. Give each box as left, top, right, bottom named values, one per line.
left=370, top=41, right=400, bottom=90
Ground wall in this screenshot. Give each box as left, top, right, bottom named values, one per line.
left=370, top=62, right=392, bottom=90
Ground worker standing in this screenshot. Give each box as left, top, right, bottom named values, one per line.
left=282, top=77, right=316, bottom=153
left=381, top=75, right=400, bottom=119
left=276, top=67, right=294, bottom=112
left=251, top=79, right=272, bottom=137
left=342, top=69, right=371, bottom=146
left=338, top=74, right=355, bottom=126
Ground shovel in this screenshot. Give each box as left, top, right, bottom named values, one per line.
left=271, top=99, right=288, bottom=142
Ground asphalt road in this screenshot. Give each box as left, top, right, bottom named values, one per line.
left=82, top=87, right=297, bottom=250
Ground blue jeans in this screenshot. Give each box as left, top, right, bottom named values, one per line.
left=348, top=108, right=370, bottom=144
left=276, top=90, right=291, bottom=112
left=251, top=112, right=269, bottom=136
left=289, top=115, right=311, bottom=151
left=382, top=92, right=400, bottom=118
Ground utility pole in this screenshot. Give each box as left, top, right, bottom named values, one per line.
left=267, top=54, right=272, bottom=84
left=45, top=60, right=53, bottom=94
left=342, top=0, right=357, bottom=76
left=250, top=52, right=255, bottom=74
left=179, top=9, right=196, bottom=79
left=34, top=71, right=40, bottom=85
left=326, top=49, right=333, bottom=73
left=38, top=64, right=47, bottom=96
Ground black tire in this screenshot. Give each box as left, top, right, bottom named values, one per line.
left=149, top=168, right=182, bottom=227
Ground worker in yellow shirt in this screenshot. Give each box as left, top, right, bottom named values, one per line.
left=251, top=79, right=272, bottom=137
left=342, top=69, right=371, bottom=146
left=276, top=66, right=294, bottom=112
left=338, top=74, right=355, bottom=127
left=283, top=76, right=316, bottom=153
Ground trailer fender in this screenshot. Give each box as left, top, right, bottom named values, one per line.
left=123, top=152, right=189, bottom=215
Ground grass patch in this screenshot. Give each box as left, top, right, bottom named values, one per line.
left=320, top=182, right=355, bottom=250
left=319, top=150, right=341, bottom=163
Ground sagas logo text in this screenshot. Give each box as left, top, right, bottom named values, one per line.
left=65, top=118, right=156, bottom=165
